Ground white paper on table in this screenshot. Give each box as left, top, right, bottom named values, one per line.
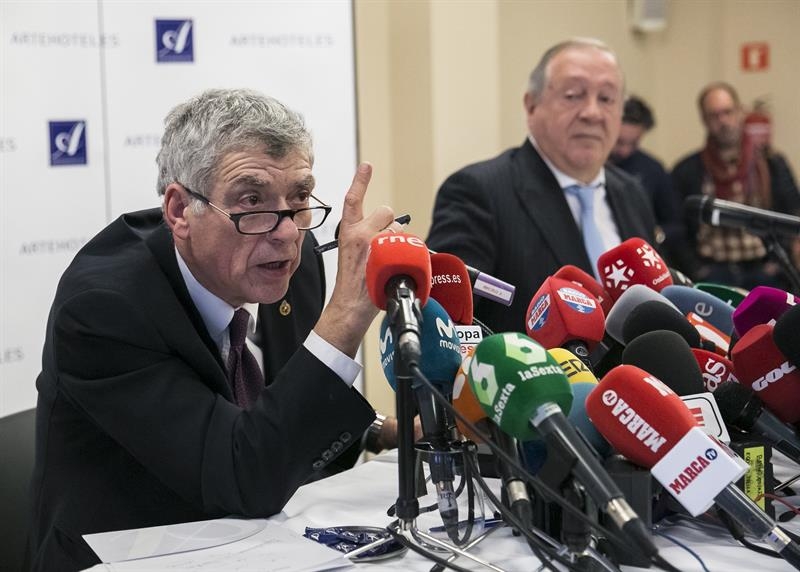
left=82, top=519, right=353, bottom=572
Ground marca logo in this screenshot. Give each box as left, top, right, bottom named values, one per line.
left=49, top=121, right=87, bottom=166
left=379, top=326, right=393, bottom=355
left=156, top=19, right=194, bottom=62
left=600, top=389, right=667, bottom=453
left=603, top=260, right=634, bottom=290
left=375, top=234, right=426, bottom=248
left=557, top=287, right=596, bottom=314
left=527, top=293, right=550, bottom=331
left=636, top=243, right=663, bottom=269
left=668, top=448, right=718, bottom=495
left=752, top=361, right=797, bottom=391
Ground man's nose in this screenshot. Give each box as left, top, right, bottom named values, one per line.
left=579, top=96, right=604, bottom=121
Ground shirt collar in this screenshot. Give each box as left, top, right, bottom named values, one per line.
left=528, top=134, right=606, bottom=190
left=174, top=248, right=259, bottom=345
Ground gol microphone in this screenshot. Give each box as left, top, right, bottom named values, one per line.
left=686, top=195, right=800, bottom=237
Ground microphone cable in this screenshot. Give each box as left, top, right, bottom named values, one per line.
left=409, top=363, right=684, bottom=572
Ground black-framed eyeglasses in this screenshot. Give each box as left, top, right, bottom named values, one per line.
left=180, top=185, right=332, bottom=235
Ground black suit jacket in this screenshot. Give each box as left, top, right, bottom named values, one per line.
left=28, top=209, right=374, bottom=571
left=426, top=140, right=656, bottom=334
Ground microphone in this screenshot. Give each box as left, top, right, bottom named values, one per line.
left=621, top=300, right=702, bottom=348
left=427, top=248, right=515, bottom=307
left=604, top=284, right=679, bottom=345
left=366, top=232, right=431, bottom=366
left=661, top=285, right=735, bottom=336
left=587, top=365, right=800, bottom=569
left=774, top=304, right=800, bottom=367
left=525, top=277, right=604, bottom=367
left=669, top=267, right=694, bottom=287
left=596, top=237, right=672, bottom=303
left=379, top=297, right=463, bottom=539
left=467, top=332, right=658, bottom=559
left=685, top=312, right=731, bottom=357
left=622, top=331, right=705, bottom=396
left=691, top=349, right=739, bottom=393
left=733, top=285, right=800, bottom=337
left=554, top=265, right=613, bottom=316
left=731, top=323, right=800, bottom=424
left=715, top=381, right=800, bottom=467
left=695, top=282, right=749, bottom=309
left=686, top=195, right=800, bottom=237
left=429, top=252, right=483, bottom=357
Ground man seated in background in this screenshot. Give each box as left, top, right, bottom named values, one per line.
left=610, top=95, right=685, bottom=269
left=672, top=81, right=800, bottom=290
left=29, top=88, right=403, bottom=571
left=427, top=38, right=655, bottom=334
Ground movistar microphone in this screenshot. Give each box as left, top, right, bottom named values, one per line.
left=426, top=248, right=515, bottom=307
left=525, top=277, right=604, bottom=368
left=715, top=381, right=800, bottom=467
left=554, top=265, right=613, bottom=316
left=587, top=365, right=800, bottom=569
left=686, top=195, right=800, bottom=237
left=661, top=285, right=735, bottom=336
left=731, top=323, right=800, bottom=424
left=596, top=237, right=673, bottom=303
left=366, top=232, right=432, bottom=367
left=467, top=333, right=658, bottom=559
left=379, top=297, right=462, bottom=540
left=733, top=285, right=800, bottom=337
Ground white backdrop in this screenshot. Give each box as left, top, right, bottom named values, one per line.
left=0, top=0, right=358, bottom=417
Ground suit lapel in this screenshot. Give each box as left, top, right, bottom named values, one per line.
left=511, top=141, right=594, bottom=272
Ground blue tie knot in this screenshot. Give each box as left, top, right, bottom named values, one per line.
left=565, top=184, right=598, bottom=213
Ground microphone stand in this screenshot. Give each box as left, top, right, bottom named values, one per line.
left=763, top=230, right=800, bottom=294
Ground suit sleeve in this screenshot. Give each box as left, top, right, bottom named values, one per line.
left=52, top=289, right=374, bottom=518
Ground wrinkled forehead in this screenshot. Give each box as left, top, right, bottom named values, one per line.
left=547, top=46, right=624, bottom=88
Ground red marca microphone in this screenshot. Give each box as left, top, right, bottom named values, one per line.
left=554, top=265, right=613, bottom=316
left=525, top=276, right=604, bottom=367
left=366, top=232, right=432, bottom=364
left=731, top=323, right=800, bottom=424
left=587, top=365, right=800, bottom=567
left=596, top=238, right=673, bottom=303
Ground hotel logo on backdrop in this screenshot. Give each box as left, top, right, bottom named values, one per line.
left=49, top=120, right=87, bottom=166
left=155, top=19, right=193, bottom=62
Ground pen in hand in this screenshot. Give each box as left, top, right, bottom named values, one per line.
left=314, top=214, right=412, bottom=255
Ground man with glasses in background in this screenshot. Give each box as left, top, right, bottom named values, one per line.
left=29, top=88, right=402, bottom=571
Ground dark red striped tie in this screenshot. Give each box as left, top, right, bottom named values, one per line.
left=227, top=309, right=264, bottom=409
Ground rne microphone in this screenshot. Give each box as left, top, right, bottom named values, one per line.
left=467, top=333, right=658, bottom=559
left=686, top=195, right=800, bottom=238
left=596, top=238, right=672, bottom=303
left=587, top=365, right=800, bottom=569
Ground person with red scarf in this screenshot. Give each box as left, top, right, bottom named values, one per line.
left=672, top=81, right=800, bottom=290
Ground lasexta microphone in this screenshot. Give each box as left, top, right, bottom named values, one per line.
left=661, top=284, right=735, bottom=336
left=587, top=365, right=800, bottom=568
left=733, top=285, right=799, bottom=337
left=715, top=381, right=800, bottom=467
left=731, top=323, right=800, bottom=424
left=686, top=195, right=800, bottom=237
left=525, top=277, right=604, bottom=367
left=467, top=333, right=658, bottom=559
left=554, top=265, right=613, bottom=316
left=596, top=238, right=672, bottom=302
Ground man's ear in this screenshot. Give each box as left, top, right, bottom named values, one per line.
left=523, top=92, right=537, bottom=115
left=163, top=184, right=190, bottom=239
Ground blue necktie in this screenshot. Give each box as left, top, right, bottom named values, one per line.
left=565, top=184, right=605, bottom=280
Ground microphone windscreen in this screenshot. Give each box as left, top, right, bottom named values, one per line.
left=733, top=286, right=800, bottom=336
left=669, top=267, right=694, bottom=287
left=731, top=323, right=800, bottom=423
left=695, top=282, right=749, bottom=308
left=713, top=381, right=760, bottom=432
left=548, top=347, right=597, bottom=385
left=622, top=330, right=705, bottom=395
left=467, top=332, right=573, bottom=442
left=621, top=300, right=701, bottom=348
left=691, top=349, right=739, bottom=392
left=596, top=237, right=672, bottom=302
left=554, top=264, right=613, bottom=316
left=366, top=232, right=431, bottom=310
left=661, top=285, right=734, bottom=336
left=586, top=365, right=697, bottom=468
left=774, top=304, right=800, bottom=367
left=685, top=312, right=731, bottom=356
left=525, top=276, right=604, bottom=351
left=430, top=252, right=473, bottom=325
left=452, top=347, right=487, bottom=442
left=379, top=297, right=461, bottom=392
left=605, top=284, right=679, bottom=344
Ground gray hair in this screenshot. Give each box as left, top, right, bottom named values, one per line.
left=527, top=38, right=621, bottom=102
left=156, top=88, right=313, bottom=202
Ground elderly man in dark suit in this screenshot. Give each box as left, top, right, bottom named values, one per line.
left=29, top=89, right=401, bottom=571
left=427, top=38, right=656, bottom=334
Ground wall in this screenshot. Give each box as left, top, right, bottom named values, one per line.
left=355, top=0, right=800, bottom=417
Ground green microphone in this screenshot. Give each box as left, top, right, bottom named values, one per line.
left=695, top=282, right=749, bottom=308
left=467, top=332, right=659, bottom=561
